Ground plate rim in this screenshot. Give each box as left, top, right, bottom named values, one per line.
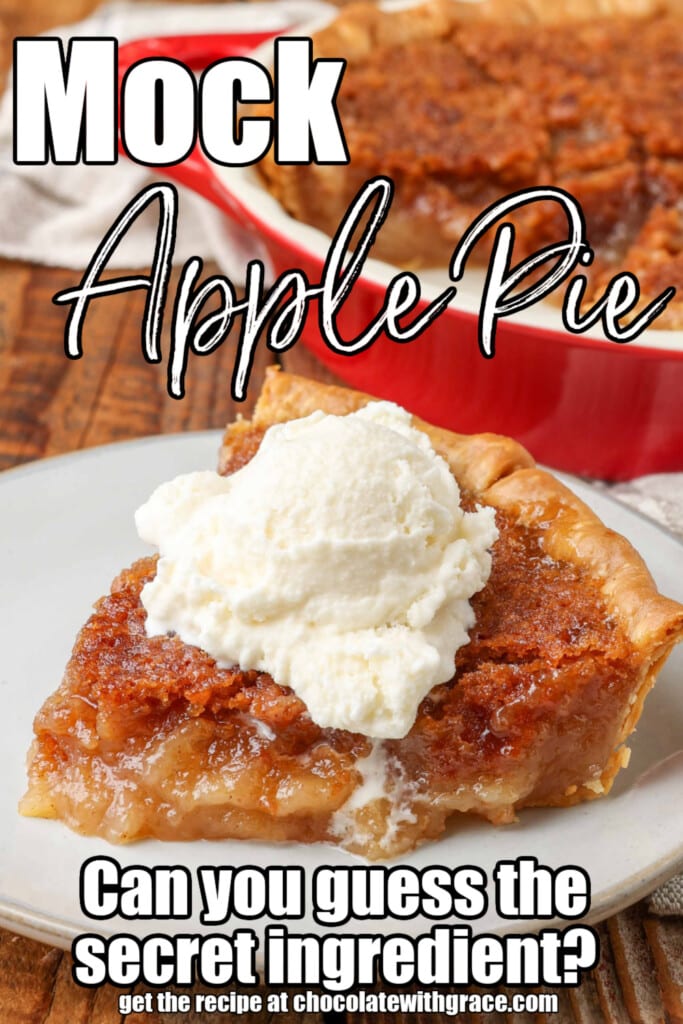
left=2, top=432, right=682, bottom=949
left=4, top=432, right=683, bottom=555
left=1, top=844, right=682, bottom=953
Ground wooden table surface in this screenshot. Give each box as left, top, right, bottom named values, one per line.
left=1, top=1, right=682, bottom=1022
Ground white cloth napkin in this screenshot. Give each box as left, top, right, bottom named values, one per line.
left=604, top=475, right=683, bottom=540
left=0, top=0, right=332, bottom=271
left=607, top=477, right=683, bottom=914
left=1, top=0, right=682, bottom=915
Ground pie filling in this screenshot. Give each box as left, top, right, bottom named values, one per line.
left=22, top=428, right=642, bottom=858
left=260, top=4, right=683, bottom=326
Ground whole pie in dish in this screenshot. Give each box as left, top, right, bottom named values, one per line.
left=21, top=372, right=683, bottom=858
left=259, top=0, right=683, bottom=327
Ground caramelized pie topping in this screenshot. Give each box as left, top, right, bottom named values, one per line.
left=260, top=1, right=683, bottom=325
left=22, top=372, right=683, bottom=857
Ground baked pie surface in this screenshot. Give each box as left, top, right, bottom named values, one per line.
left=21, top=371, right=683, bottom=858
left=259, top=0, right=683, bottom=326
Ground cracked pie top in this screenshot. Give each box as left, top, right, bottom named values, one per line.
left=259, top=0, right=683, bottom=326
left=21, top=371, right=683, bottom=858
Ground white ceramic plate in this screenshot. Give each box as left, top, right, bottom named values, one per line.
left=0, top=433, right=681, bottom=951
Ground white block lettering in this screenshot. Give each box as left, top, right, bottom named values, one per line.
left=13, top=38, right=116, bottom=164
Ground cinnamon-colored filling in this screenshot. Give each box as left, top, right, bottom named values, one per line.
left=22, top=430, right=639, bottom=856
left=264, top=9, right=683, bottom=325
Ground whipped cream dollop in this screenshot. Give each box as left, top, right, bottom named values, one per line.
left=135, top=402, right=498, bottom=739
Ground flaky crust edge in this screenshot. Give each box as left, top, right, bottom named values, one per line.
left=309, top=0, right=683, bottom=63
left=220, top=369, right=683, bottom=807
left=259, top=0, right=683, bottom=251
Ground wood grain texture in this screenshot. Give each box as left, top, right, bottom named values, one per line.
left=0, top=260, right=278, bottom=469
left=0, top=1, right=682, bottom=1022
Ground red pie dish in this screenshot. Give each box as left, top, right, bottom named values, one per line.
left=116, top=1, right=683, bottom=480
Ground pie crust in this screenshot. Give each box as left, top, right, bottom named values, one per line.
left=21, top=371, right=683, bottom=857
left=258, top=0, right=683, bottom=326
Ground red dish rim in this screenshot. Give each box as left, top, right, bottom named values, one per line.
left=116, top=28, right=683, bottom=364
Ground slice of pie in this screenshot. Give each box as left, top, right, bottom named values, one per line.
left=21, top=371, right=683, bottom=858
left=258, top=0, right=683, bottom=326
